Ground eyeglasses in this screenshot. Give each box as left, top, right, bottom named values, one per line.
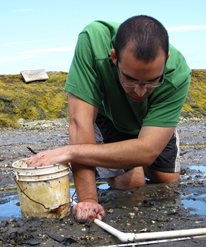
left=117, top=67, right=165, bottom=88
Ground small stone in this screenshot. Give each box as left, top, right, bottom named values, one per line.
left=140, top=228, right=148, bottom=232
left=42, top=235, right=47, bottom=241
left=139, top=219, right=146, bottom=224
left=107, top=208, right=114, bottom=214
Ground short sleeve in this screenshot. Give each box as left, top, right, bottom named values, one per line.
left=65, top=32, right=104, bottom=108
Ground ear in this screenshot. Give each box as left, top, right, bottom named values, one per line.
left=111, top=49, right=117, bottom=65
left=167, top=52, right=170, bottom=61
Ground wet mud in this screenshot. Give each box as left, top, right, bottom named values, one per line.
left=1, top=118, right=206, bottom=246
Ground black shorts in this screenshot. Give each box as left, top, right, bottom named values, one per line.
left=95, top=114, right=180, bottom=178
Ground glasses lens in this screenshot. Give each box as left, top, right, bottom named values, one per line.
left=118, top=67, right=165, bottom=88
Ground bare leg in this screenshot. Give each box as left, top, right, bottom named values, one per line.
left=105, top=166, right=145, bottom=190
left=144, top=166, right=180, bottom=183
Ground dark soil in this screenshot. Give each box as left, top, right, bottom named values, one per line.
left=1, top=118, right=206, bottom=246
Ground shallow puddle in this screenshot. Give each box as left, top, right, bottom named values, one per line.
left=182, top=199, right=206, bottom=215
left=0, top=166, right=206, bottom=219
left=1, top=195, right=21, bottom=218
left=190, top=165, right=206, bottom=173
left=0, top=183, right=110, bottom=219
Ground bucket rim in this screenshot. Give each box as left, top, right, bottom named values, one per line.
left=12, top=158, right=69, bottom=170
left=15, top=171, right=70, bottom=182
left=16, top=167, right=70, bottom=177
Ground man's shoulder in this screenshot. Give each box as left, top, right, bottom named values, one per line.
left=79, top=21, right=120, bottom=57
left=167, top=43, right=191, bottom=75
left=81, top=21, right=120, bottom=42
left=163, top=44, right=191, bottom=89
left=82, top=20, right=120, bottom=33
left=168, top=43, right=189, bottom=65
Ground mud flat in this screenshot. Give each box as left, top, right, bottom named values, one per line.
left=1, top=118, right=206, bottom=246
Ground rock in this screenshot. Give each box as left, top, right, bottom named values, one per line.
left=20, top=69, right=49, bottom=83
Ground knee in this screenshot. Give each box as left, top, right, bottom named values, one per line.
left=150, top=171, right=180, bottom=183
left=105, top=175, right=145, bottom=190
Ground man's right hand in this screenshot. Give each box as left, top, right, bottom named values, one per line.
left=72, top=200, right=105, bottom=222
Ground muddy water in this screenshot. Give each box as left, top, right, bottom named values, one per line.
left=1, top=118, right=206, bottom=246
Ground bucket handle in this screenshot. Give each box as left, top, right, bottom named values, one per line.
left=14, top=176, right=70, bottom=210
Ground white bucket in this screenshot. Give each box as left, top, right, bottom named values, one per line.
left=12, top=158, right=70, bottom=218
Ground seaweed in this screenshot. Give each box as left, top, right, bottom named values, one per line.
left=0, top=72, right=68, bottom=128
left=0, top=70, right=206, bottom=128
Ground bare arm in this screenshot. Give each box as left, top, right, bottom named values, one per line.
left=68, top=93, right=106, bottom=221
left=68, top=124, right=175, bottom=169
left=28, top=126, right=175, bottom=168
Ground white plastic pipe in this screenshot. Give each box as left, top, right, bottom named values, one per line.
left=97, top=235, right=206, bottom=247
left=93, top=219, right=206, bottom=242
left=70, top=199, right=206, bottom=242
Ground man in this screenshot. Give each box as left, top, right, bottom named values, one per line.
left=28, top=15, right=191, bottom=222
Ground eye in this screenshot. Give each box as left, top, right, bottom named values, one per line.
left=124, top=75, right=137, bottom=82
left=147, top=77, right=161, bottom=83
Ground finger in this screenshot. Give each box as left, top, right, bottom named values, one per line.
left=27, top=157, right=44, bottom=167
left=27, top=158, right=37, bottom=167
left=73, top=204, right=94, bottom=222
left=87, top=208, right=97, bottom=222
left=96, top=211, right=105, bottom=221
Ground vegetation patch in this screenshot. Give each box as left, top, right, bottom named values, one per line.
left=0, top=70, right=206, bottom=128
left=0, top=72, right=68, bottom=128
left=181, top=70, right=206, bottom=119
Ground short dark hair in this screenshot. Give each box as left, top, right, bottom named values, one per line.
left=115, top=15, right=169, bottom=64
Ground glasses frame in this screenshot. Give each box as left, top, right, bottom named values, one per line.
left=117, top=67, right=165, bottom=88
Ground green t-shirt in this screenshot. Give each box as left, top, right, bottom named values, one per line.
left=65, top=20, right=191, bottom=136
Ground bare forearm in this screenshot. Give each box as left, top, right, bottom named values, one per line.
left=69, top=138, right=156, bottom=170
left=71, top=162, right=98, bottom=203
left=69, top=126, right=175, bottom=170
left=69, top=122, right=98, bottom=203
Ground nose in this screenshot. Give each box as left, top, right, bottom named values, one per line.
left=134, top=84, right=147, bottom=97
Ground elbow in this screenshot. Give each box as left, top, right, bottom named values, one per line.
left=144, top=151, right=160, bottom=167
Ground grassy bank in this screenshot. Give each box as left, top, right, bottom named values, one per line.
left=0, top=70, right=206, bottom=128
left=181, top=70, right=206, bottom=118
left=0, top=72, right=68, bottom=128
